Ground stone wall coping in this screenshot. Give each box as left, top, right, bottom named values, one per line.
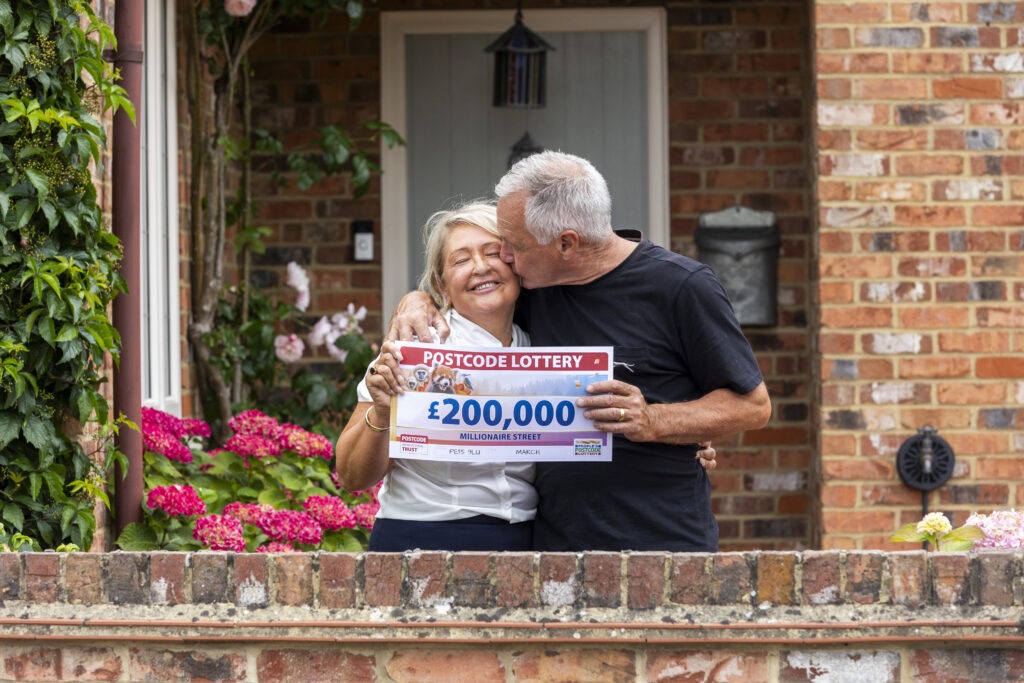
left=2, top=550, right=1022, bottom=645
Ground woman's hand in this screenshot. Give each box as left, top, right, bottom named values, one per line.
left=696, top=442, right=717, bottom=471
left=365, top=341, right=408, bottom=401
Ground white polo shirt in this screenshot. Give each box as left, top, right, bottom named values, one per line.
left=356, top=310, right=536, bottom=522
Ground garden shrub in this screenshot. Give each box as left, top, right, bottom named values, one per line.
left=0, top=1, right=132, bottom=550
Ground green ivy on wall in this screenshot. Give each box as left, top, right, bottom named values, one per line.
left=0, top=1, right=134, bottom=550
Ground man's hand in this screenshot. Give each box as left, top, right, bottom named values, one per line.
left=385, top=291, right=448, bottom=342
left=577, top=378, right=659, bottom=442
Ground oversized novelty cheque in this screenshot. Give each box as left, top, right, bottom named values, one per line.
left=388, top=342, right=614, bottom=462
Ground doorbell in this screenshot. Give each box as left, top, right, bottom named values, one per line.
left=353, top=220, right=374, bottom=262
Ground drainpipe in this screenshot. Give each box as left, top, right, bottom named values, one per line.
left=110, top=0, right=145, bottom=537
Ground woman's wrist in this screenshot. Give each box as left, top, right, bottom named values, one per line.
left=364, top=405, right=389, bottom=432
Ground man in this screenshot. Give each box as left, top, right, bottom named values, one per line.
left=388, top=151, right=771, bottom=551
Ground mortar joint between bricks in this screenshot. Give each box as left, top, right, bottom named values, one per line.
left=837, top=550, right=847, bottom=605
left=353, top=553, right=367, bottom=609
left=309, top=550, right=322, bottom=609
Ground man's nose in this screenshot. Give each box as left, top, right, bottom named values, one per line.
left=499, top=241, right=514, bottom=263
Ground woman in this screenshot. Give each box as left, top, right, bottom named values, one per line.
left=335, top=201, right=537, bottom=551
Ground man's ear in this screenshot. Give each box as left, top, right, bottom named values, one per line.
left=558, top=229, right=579, bottom=256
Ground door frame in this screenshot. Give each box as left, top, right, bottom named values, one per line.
left=380, top=8, right=669, bottom=320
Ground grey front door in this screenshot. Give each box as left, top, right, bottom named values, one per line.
left=405, top=29, right=649, bottom=288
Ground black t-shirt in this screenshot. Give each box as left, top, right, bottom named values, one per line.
left=518, top=238, right=763, bottom=551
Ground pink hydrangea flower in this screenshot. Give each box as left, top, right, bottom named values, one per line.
left=224, top=0, right=257, bottom=18
left=142, top=429, right=194, bottom=463
left=228, top=409, right=281, bottom=438
left=183, top=418, right=211, bottom=438
left=303, top=495, right=357, bottom=531
left=194, top=514, right=246, bottom=552
left=352, top=501, right=379, bottom=529
left=257, top=542, right=298, bottom=553
left=223, top=501, right=274, bottom=526
left=256, top=509, right=323, bottom=546
left=274, top=334, right=305, bottom=363
left=141, top=407, right=186, bottom=439
left=146, top=485, right=206, bottom=517
left=278, top=424, right=332, bottom=459
left=224, top=433, right=281, bottom=459
left=967, top=509, right=1024, bottom=549
left=140, top=407, right=196, bottom=462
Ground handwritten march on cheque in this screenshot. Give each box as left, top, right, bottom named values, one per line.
left=388, top=342, right=614, bottom=462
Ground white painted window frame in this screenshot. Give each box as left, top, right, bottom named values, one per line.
left=380, top=9, right=669, bottom=321
left=140, top=0, right=181, bottom=414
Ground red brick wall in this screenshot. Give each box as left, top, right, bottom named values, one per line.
left=2, top=551, right=1022, bottom=681
left=665, top=1, right=815, bottom=550
left=813, top=2, right=1024, bottom=549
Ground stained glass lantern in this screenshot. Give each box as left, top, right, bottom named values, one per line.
left=484, top=9, right=555, bottom=108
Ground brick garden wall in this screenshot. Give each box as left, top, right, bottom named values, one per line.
left=1, top=550, right=1023, bottom=682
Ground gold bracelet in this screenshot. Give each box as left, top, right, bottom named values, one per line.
left=364, top=406, right=389, bottom=432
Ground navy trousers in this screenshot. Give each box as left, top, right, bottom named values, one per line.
left=368, top=515, right=533, bottom=552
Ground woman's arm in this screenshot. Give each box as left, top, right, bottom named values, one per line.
left=334, top=357, right=405, bottom=492
left=334, top=401, right=392, bottom=492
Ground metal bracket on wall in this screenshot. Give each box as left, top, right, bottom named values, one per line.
left=896, top=425, right=955, bottom=520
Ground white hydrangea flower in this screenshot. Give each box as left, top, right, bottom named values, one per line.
left=286, top=262, right=311, bottom=311
left=916, top=512, right=952, bottom=537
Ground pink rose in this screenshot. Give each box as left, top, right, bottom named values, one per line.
left=224, top=0, right=257, bottom=18
left=274, top=333, right=305, bottom=363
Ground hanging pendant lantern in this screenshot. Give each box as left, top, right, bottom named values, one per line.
left=484, top=5, right=555, bottom=108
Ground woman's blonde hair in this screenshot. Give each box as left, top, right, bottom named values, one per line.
left=417, top=201, right=500, bottom=310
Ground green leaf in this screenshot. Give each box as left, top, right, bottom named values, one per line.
left=2, top=503, right=24, bottom=531
left=257, top=488, right=289, bottom=507
left=889, top=523, right=926, bottom=544
left=307, top=383, right=329, bottom=412
left=22, top=413, right=55, bottom=451
left=938, top=525, right=985, bottom=551
left=55, top=325, right=79, bottom=343
left=278, top=470, right=308, bottom=492
left=946, top=524, right=985, bottom=542
left=939, top=539, right=977, bottom=552
left=24, top=168, right=49, bottom=199
left=0, top=412, right=19, bottom=450
left=39, top=272, right=61, bottom=295
left=115, top=523, right=160, bottom=551
left=37, top=316, right=55, bottom=344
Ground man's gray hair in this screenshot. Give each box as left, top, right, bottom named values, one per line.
left=494, top=151, right=613, bottom=245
